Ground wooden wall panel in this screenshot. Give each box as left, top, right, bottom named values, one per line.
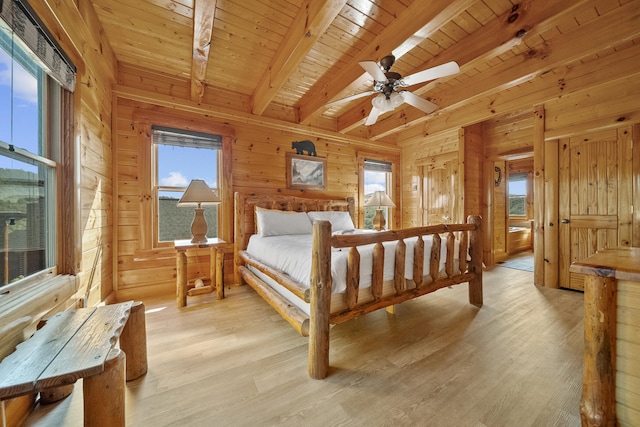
left=492, top=160, right=507, bottom=262
left=400, top=129, right=459, bottom=228
left=113, top=93, right=394, bottom=296
left=483, top=112, right=534, bottom=159
left=463, top=123, right=483, bottom=219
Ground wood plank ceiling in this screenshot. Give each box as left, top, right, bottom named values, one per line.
left=90, top=0, right=636, bottom=143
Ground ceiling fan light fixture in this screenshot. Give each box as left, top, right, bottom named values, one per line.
left=371, top=92, right=403, bottom=114
left=390, top=91, right=404, bottom=108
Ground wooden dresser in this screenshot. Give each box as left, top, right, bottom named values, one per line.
left=570, top=247, right=640, bottom=427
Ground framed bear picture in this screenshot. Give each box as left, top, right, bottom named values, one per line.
left=286, top=153, right=327, bottom=191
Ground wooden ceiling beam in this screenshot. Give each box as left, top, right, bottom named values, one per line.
left=337, top=0, right=591, bottom=134
left=191, top=0, right=217, bottom=101
left=113, top=84, right=400, bottom=153
left=251, top=0, right=348, bottom=116
left=376, top=0, right=640, bottom=140
left=296, top=0, right=476, bottom=125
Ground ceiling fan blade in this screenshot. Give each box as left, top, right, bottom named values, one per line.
left=327, top=90, right=377, bottom=106
left=364, top=106, right=381, bottom=126
left=401, top=91, right=438, bottom=114
left=400, top=61, right=460, bottom=87
left=359, top=60, right=387, bottom=82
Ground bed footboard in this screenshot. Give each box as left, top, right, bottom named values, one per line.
left=309, top=215, right=483, bottom=379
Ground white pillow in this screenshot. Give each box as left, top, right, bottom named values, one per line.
left=307, top=211, right=355, bottom=231
left=255, top=207, right=312, bottom=236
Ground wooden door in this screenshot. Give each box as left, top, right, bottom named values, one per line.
left=559, top=128, right=633, bottom=290
left=422, top=160, right=456, bottom=225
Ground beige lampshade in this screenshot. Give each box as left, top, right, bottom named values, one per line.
left=177, top=179, right=219, bottom=206
left=364, top=191, right=396, bottom=208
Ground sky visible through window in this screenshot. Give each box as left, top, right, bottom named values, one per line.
left=365, top=170, right=387, bottom=196
left=157, top=144, right=217, bottom=192
left=0, top=45, right=39, bottom=162
left=508, top=176, right=527, bottom=196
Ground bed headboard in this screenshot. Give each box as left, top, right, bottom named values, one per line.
left=234, top=192, right=355, bottom=252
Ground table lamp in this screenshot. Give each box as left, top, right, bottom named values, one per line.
left=364, top=191, right=396, bottom=231
left=177, top=179, right=220, bottom=243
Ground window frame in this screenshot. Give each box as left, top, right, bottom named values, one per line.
left=152, top=130, right=222, bottom=246
left=0, top=19, right=78, bottom=287
left=357, top=152, right=399, bottom=230
left=507, top=172, right=531, bottom=219
left=132, top=112, right=235, bottom=252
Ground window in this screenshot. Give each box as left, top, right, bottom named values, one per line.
left=0, top=1, right=75, bottom=287
left=508, top=173, right=528, bottom=217
left=152, top=126, right=221, bottom=243
left=363, top=159, right=393, bottom=230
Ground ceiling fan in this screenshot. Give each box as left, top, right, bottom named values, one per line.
left=329, top=55, right=460, bottom=126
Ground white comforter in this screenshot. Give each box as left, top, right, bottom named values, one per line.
left=246, top=231, right=453, bottom=294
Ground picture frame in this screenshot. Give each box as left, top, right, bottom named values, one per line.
left=286, top=152, right=327, bottom=191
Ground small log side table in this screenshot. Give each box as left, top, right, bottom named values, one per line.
left=175, top=238, right=226, bottom=307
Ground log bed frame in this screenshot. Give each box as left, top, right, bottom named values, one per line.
left=234, top=192, right=483, bottom=379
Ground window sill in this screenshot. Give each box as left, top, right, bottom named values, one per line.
left=0, top=271, right=78, bottom=359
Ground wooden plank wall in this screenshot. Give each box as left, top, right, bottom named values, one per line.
left=113, top=69, right=400, bottom=297
left=400, top=37, right=640, bottom=285
left=399, top=128, right=459, bottom=228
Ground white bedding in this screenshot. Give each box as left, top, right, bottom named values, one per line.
left=246, top=231, right=457, bottom=295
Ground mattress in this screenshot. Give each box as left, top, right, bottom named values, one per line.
left=245, top=231, right=458, bottom=295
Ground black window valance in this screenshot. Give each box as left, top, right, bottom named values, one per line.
left=0, top=0, right=76, bottom=91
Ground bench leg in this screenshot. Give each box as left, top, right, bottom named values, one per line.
left=119, top=301, right=148, bottom=381
left=83, top=348, right=125, bottom=427
left=40, top=383, right=74, bottom=404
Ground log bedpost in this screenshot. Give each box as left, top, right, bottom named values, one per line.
left=468, top=215, right=483, bottom=307
left=309, top=220, right=332, bottom=379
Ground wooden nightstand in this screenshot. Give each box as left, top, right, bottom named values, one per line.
left=174, top=238, right=226, bottom=307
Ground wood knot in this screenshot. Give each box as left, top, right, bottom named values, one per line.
left=508, top=13, right=519, bottom=23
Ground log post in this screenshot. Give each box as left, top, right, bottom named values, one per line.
left=216, top=246, right=225, bottom=300
left=309, top=220, right=332, bottom=379
left=83, top=348, right=125, bottom=427
left=468, top=215, right=483, bottom=307
left=176, top=249, right=187, bottom=307
left=345, top=247, right=360, bottom=310
left=445, top=232, right=455, bottom=278
left=459, top=231, right=468, bottom=274
left=119, top=301, right=148, bottom=381
left=430, top=234, right=441, bottom=282
left=413, top=236, right=424, bottom=287
left=371, top=242, right=384, bottom=300
left=581, top=274, right=617, bottom=426
left=394, top=239, right=406, bottom=294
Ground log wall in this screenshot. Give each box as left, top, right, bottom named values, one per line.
left=113, top=78, right=400, bottom=298
left=399, top=36, right=640, bottom=284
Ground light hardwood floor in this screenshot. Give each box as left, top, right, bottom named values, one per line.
left=25, top=266, right=584, bottom=426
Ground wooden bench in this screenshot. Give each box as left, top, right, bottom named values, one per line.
left=0, top=301, right=148, bottom=427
